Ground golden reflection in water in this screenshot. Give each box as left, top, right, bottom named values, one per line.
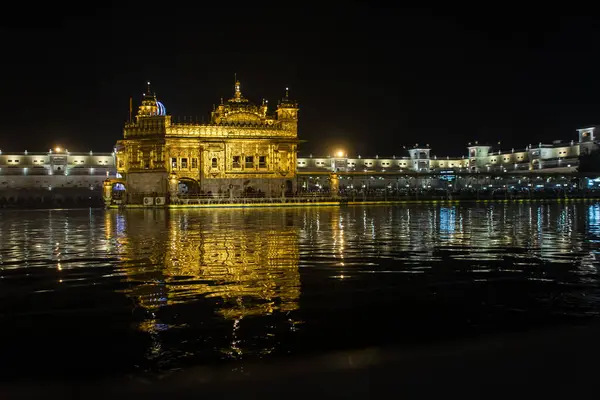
left=108, top=209, right=300, bottom=330
left=330, top=207, right=345, bottom=261
left=165, top=210, right=300, bottom=320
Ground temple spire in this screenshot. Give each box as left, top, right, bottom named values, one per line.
left=234, top=80, right=241, bottom=100
left=146, top=81, right=152, bottom=96
left=285, top=87, right=289, bottom=98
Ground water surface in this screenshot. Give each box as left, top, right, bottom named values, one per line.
left=1, top=203, right=600, bottom=381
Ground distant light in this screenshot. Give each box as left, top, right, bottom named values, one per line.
left=337, top=150, right=344, bottom=157
left=55, top=147, right=61, bottom=153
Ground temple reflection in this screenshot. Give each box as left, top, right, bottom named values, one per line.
left=104, top=208, right=301, bottom=358
left=100, top=203, right=600, bottom=363
left=164, top=210, right=300, bottom=319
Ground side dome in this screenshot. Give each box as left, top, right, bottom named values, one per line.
left=156, top=101, right=166, bottom=116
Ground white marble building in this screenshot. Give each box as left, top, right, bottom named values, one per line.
left=297, top=127, right=598, bottom=174
left=0, top=148, right=116, bottom=190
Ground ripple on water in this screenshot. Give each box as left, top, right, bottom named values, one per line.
left=0, top=204, right=599, bottom=379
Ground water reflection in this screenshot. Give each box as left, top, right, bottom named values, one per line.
left=104, top=208, right=302, bottom=362
left=326, top=204, right=592, bottom=263
left=2, top=203, right=600, bottom=379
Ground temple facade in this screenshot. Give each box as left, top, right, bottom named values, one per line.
left=113, top=81, right=299, bottom=204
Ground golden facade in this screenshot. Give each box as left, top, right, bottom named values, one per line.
left=115, top=81, right=300, bottom=203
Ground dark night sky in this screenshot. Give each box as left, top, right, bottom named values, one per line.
left=1, top=3, right=599, bottom=157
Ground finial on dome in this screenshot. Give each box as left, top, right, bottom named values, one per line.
left=285, top=87, right=289, bottom=98
left=146, top=81, right=151, bottom=95
left=234, top=79, right=241, bottom=100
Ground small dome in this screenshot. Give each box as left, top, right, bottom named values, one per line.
left=156, top=101, right=166, bottom=116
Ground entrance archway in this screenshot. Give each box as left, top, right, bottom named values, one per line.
left=178, top=178, right=200, bottom=195
left=103, top=179, right=127, bottom=204
left=112, top=181, right=126, bottom=200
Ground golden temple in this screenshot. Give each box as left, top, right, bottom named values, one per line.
left=113, top=80, right=300, bottom=204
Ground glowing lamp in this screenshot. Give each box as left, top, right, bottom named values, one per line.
left=55, top=147, right=61, bottom=153
left=337, top=150, right=344, bottom=158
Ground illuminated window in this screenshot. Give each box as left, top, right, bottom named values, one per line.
left=245, top=156, right=254, bottom=168
left=232, top=156, right=241, bottom=168
left=171, top=157, right=177, bottom=169
left=211, top=158, right=217, bottom=168
left=191, top=158, right=197, bottom=169
left=259, top=156, right=266, bottom=168
left=119, top=160, right=124, bottom=168
left=181, top=158, right=188, bottom=169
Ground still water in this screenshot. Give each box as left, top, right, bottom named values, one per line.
left=1, top=203, right=600, bottom=381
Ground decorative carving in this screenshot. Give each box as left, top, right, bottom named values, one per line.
left=116, top=80, right=299, bottom=196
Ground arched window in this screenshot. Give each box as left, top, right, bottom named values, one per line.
left=211, top=158, right=218, bottom=168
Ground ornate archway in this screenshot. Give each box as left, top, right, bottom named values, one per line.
left=103, top=178, right=127, bottom=205
left=177, top=177, right=200, bottom=195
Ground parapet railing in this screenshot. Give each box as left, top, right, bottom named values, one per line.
left=172, top=193, right=336, bottom=205
left=116, top=188, right=600, bottom=206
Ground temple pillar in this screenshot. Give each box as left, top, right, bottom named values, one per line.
left=103, top=180, right=113, bottom=208
left=169, top=172, right=179, bottom=204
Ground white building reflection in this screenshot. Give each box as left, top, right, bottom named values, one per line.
left=312, top=203, right=599, bottom=269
